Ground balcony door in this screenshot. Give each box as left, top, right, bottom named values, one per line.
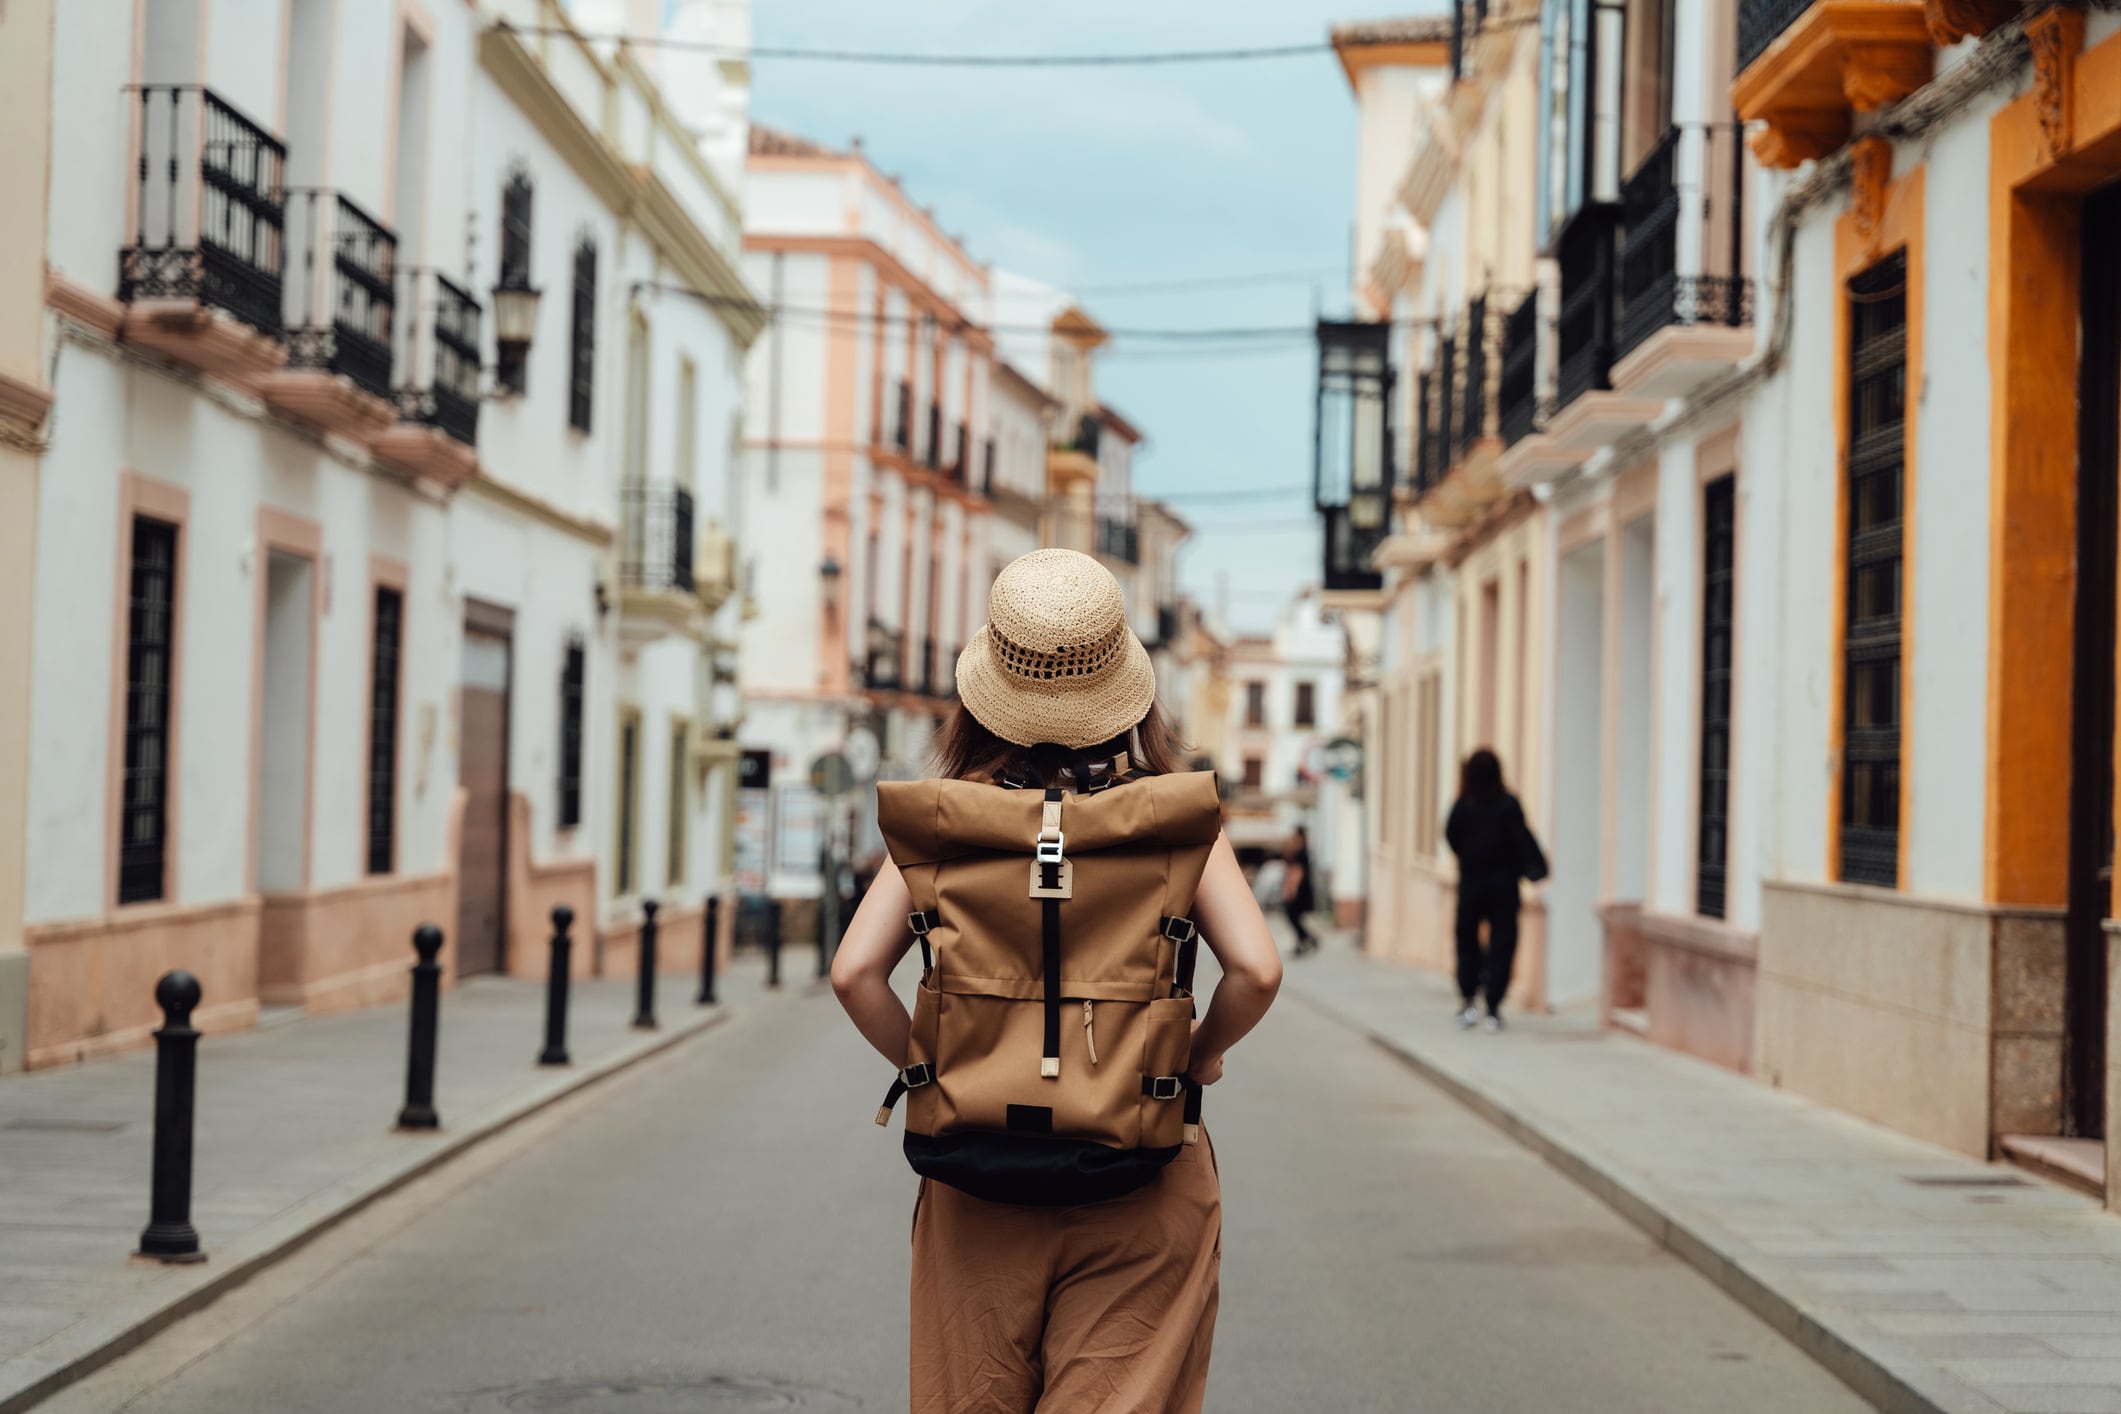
left=2066, top=181, right=2121, bottom=1139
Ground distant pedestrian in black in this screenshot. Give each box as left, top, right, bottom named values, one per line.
left=1444, top=750, right=1547, bottom=1031
left=1281, top=826, right=1319, bottom=957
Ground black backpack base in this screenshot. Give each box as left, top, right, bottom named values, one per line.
left=906, top=1132, right=1182, bottom=1206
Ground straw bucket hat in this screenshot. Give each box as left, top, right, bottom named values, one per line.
left=955, top=548, right=1156, bottom=749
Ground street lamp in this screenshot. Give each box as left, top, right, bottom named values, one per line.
left=490, top=276, right=542, bottom=396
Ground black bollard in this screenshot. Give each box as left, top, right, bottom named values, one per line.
left=539, top=905, right=574, bottom=1066
left=766, top=899, right=783, bottom=989
left=633, top=898, right=659, bottom=1030
left=696, top=895, right=719, bottom=1005
left=137, top=971, right=205, bottom=1263
left=397, top=924, right=444, bottom=1131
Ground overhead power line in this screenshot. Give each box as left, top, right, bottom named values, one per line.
left=632, top=282, right=1438, bottom=344
left=503, top=26, right=1332, bottom=65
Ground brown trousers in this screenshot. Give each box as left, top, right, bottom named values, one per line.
left=909, top=1137, right=1221, bottom=1413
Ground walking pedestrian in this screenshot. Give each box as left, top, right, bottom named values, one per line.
left=1444, top=748, right=1547, bottom=1032
left=1281, top=825, right=1319, bottom=957
left=831, top=549, right=1282, bottom=1414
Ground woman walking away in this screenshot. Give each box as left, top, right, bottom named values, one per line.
left=1281, top=826, right=1319, bottom=956
left=1445, top=749, right=1547, bottom=1032
left=831, top=549, right=1283, bottom=1414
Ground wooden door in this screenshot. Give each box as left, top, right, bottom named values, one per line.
left=457, top=623, right=511, bottom=976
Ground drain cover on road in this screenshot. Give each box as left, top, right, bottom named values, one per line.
left=482, top=1374, right=863, bottom=1412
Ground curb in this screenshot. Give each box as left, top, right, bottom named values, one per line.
left=0, top=1004, right=734, bottom=1414
left=1288, top=986, right=2007, bottom=1414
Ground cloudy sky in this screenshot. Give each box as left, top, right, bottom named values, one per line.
left=744, top=0, right=1426, bottom=633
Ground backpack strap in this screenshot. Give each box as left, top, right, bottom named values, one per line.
left=1031, top=787, right=1069, bottom=1080
left=1161, top=914, right=1200, bottom=998
left=905, top=907, right=940, bottom=975
left=872, top=1061, right=935, bottom=1127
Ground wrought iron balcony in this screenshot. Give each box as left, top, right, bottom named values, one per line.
left=893, top=380, right=913, bottom=453
left=284, top=191, right=395, bottom=400
left=1096, top=515, right=1140, bottom=565
left=1617, top=126, right=1754, bottom=364
left=925, top=400, right=943, bottom=470
left=1739, top=0, right=1814, bottom=72
left=1067, top=412, right=1102, bottom=459
left=1412, top=370, right=1434, bottom=495
left=1555, top=204, right=1622, bottom=412
left=119, top=85, right=287, bottom=337
left=393, top=271, right=481, bottom=446
left=1321, top=498, right=1389, bottom=592
left=1498, top=290, right=1541, bottom=446
left=1457, top=294, right=1489, bottom=462
left=981, top=437, right=997, bottom=496
left=864, top=620, right=904, bottom=691
left=620, top=484, right=696, bottom=594
left=950, top=420, right=970, bottom=483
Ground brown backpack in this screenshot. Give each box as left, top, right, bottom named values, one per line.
left=873, top=766, right=1222, bottom=1205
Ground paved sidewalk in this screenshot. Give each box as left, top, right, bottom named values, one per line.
left=1286, top=943, right=2121, bottom=1414
left=0, top=951, right=799, bottom=1413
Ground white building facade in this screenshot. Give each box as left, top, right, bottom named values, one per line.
left=15, top=0, right=756, bottom=1069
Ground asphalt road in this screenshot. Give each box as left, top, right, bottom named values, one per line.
left=50, top=950, right=1874, bottom=1413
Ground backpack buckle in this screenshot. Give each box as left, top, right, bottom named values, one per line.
left=1146, top=1075, right=1183, bottom=1101
left=1035, top=829, right=1065, bottom=864
left=1161, top=916, right=1197, bottom=943
left=900, top=1061, right=935, bottom=1089
left=906, top=911, right=931, bottom=937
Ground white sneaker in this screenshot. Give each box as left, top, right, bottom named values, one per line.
left=1455, top=1005, right=1481, bottom=1030
left=1482, top=1014, right=1504, bottom=1033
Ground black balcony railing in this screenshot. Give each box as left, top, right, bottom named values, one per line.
left=284, top=190, right=395, bottom=400
left=893, top=380, right=912, bottom=452
left=1321, top=499, right=1390, bottom=592
left=1412, top=369, right=1434, bottom=493
left=981, top=437, right=997, bottom=496
left=1618, top=125, right=1754, bottom=362
left=923, top=401, right=942, bottom=470
left=1066, top=412, right=1102, bottom=459
left=394, top=271, right=481, bottom=446
left=120, top=86, right=287, bottom=337
left=620, top=484, right=696, bottom=593
left=1458, top=294, right=1489, bottom=459
left=1096, top=515, right=1140, bottom=565
left=1437, top=326, right=1458, bottom=479
left=1314, top=319, right=1394, bottom=592
left=864, top=620, right=904, bottom=691
left=1555, top=203, right=1623, bottom=412
left=1499, top=289, right=1541, bottom=446
left=950, top=420, right=970, bottom=482
left=1738, top=0, right=1814, bottom=72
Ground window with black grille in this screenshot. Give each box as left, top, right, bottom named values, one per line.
left=616, top=715, right=639, bottom=896
left=119, top=516, right=178, bottom=905
left=569, top=238, right=596, bottom=432
left=1839, top=253, right=1907, bottom=888
left=367, top=585, right=403, bottom=876
left=557, top=635, right=584, bottom=829
left=1697, top=475, right=1735, bottom=917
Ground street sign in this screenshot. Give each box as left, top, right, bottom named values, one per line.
left=809, top=752, right=856, bottom=798
left=841, top=725, right=881, bottom=784
left=1322, top=736, right=1364, bottom=781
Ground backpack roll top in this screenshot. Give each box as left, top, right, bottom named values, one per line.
left=874, top=771, right=1222, bottom=1206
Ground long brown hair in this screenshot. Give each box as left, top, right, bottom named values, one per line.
left=933, top=700, right=1189, bottom=785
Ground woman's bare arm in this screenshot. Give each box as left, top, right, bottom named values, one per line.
left=1186, top=833, right=1283, bottom=1085
left=828, top=856, right=918, bottom=1066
